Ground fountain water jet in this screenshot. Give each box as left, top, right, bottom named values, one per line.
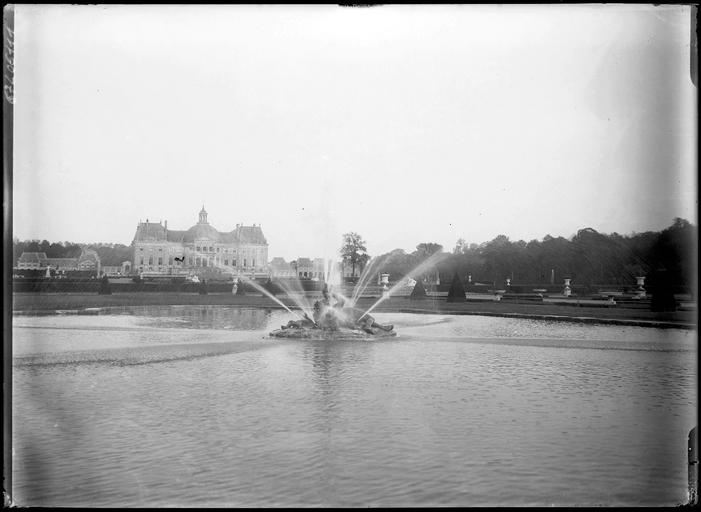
left=187, top=249, right=305, bottom=319
left=350, top=254, right=390, bottom=306
left=359, top=251, right=445, bottom=320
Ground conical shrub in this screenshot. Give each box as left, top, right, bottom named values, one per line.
left=98, top=274, right=112, bottom=295
left=446, top=272, right=466, bottom=302
left=410, top=280, right=427, bottom=299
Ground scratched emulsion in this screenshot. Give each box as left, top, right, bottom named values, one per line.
left=12, top=307, right=697, bottom=507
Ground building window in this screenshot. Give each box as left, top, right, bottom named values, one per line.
left=140, top=257, right=144, bottom=265
left=148, top=256, right=153, bottom=265
left=243, top=259, right=247, bottom=267
left=158, top=257, right=162, bottom=265
left=203, top=259, right=208, bottom=267
left=233, top=259, right=237, bottom=267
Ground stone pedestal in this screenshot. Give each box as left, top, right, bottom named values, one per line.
left=381, top=273, right=390, bottom=298
left=634, top=276, right=646, bottom=299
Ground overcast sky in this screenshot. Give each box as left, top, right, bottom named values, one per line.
left=12, top=4, right=697, bottom=261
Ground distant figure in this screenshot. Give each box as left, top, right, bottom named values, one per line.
left=98, top=274, right=112, bottom=295
left=232, top=281, right=238, bottom=295
left=236, top=278, right=246, bottom=296
left=199, top=278, right=208, bottom=295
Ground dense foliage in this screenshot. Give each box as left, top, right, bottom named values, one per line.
left=13, top=218, right=696, bottom=293
left=372, top=218, right=697, bottom=291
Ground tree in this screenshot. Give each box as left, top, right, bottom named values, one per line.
left=340, top=232, right=368, bottom=278
left=414, top=243, right=443, bottom=260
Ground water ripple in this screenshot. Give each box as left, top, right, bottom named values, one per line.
left=11, top=307, right=697, bottom=507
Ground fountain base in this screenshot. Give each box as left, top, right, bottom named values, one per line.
left=269, top=325, right=397, bottom=340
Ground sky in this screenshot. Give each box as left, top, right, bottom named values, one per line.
left=12, top=4, right=697, bottom=261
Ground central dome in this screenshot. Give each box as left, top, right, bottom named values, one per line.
left=183, top=222, right=221, bottom=242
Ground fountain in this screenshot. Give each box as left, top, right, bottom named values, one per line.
left=184, top=247, right=448, bottom=340
left=269, top=282, right=396, bottom=340
left=269, top=246, right=443, bottom=339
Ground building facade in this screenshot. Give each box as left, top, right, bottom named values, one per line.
left=132, top=207, right=268, bottom=278
left=268, top=257, right=296, bottom=278
left=16, top=248, right=101, bottom=275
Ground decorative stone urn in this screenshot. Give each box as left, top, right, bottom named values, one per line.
left=563, top=278, right=572, bottom=297
left=634, top=276, right=646, bottom=299
left=381, top=273, right=390, bottom=298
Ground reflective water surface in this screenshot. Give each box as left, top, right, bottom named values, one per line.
left=12, top=306, right=697, bottom=506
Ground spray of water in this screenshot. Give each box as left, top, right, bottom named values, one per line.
left=270, top=276, right=313, bottom=319
left=350, top=254, right=389, bottom=306
left=186, top=250, right=304, bottom=319
left=183, top=245, right=444, bottom=327
left=237, top=274, right=304, bottom=317
left=359, top=251, right=445, bottom=320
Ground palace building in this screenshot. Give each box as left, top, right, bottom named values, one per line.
left=132, top=207, right=268, bottom=278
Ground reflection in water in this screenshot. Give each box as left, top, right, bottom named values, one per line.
left=128, top=305, right=273, bottom=330
left=11, top=306, right=698, bottom=507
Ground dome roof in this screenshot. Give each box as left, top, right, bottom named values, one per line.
left=183, top=222, right=221, bottom=243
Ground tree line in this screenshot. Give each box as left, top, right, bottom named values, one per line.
left=343, top=218, right=697, bottom=291
left=15, top=217, right=697, bottom=290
